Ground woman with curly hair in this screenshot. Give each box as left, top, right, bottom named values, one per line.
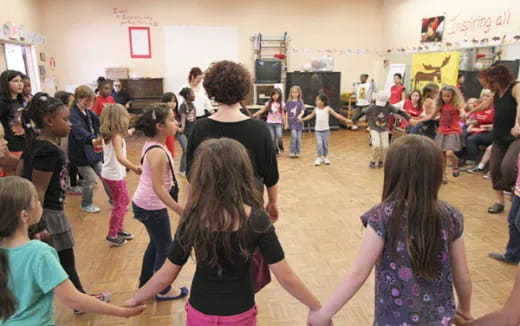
left=186, top=60, right=279, bottom=221
left=466, top=64, right=520, bottom=217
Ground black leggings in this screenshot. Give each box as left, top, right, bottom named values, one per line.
left=68, top=163, right=81, bottom=187
left=58, top=248, right=86, bottom=293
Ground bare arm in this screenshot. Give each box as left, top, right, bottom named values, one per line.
left=308, top=226, right=384, bottom=325
left=266, top=184, right=279, bottom=222
left=0, top=152, right=19, bottom=172
left=148, top=149, right=183, bottom=215
left=270, top=259, right=321, bottom=310
left=252, top=104, right=268, bottom=118
left=328, top=107, right=350, bottom=126
left=112, top=134, right=140, bottom=174
left=54, top=279, right=146, bottom=317
left=468, top=96, right=494, bottom=116
left=126, top=259, right=182, bottom=306
left=301, top=110, right=316, bottom=122
left=415, top=102, right=441, bottom=124
left=450, top=237, right=472, bottom=319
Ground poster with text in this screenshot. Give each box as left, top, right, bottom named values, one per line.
left=421, top=16, right=445, bottom=43
left=411, top=52, right=460, bottom=91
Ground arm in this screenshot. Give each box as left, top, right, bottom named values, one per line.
left=300, top=110, right=316, bottom=122
left=148, top=149, right=183, bottom=215
left=392, top=106, right=411, bottom=121
left=112, top=135, right=141, bottom=174
left=401, top=88, right=407, bottom=101
left=467, top=96, right=494, bottom=116
left=351, top=107, right=366, bottom=124
left=125, top=259, right=182, bottom=306
left=414, top=103, right=441, bottom=124
left=328, top=107, right=350, bottom=126
left=0, top=152, right=19, bottom=172
left=266, top=184, right=279, bottom=222
left=54, top=279, right=146, bottom=317
left=270, top=259, right=321, bottom=310
left=308, top=226, right=384, bottom=325
left=450, top=237, right=472, bottom=320
left=252, top=104, right=268, bottom=118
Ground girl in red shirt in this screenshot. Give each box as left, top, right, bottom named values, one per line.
left=400, top=90, right=422, bottom=129
left=413, top=86, right=465, bottom=183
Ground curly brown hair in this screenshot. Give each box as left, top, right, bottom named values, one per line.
left=203, top=61, right=251, bottom=105
left=479, top=64, right=515, bottom=91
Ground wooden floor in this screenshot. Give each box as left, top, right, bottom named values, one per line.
left=55, top=129, right=518, bottom=325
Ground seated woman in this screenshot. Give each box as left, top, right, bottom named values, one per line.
left=464, top=89, right=494, bottom=168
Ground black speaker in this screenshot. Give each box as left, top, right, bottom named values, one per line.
left=286, top=72, right=341, bottom=129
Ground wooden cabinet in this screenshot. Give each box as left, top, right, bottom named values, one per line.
left=118, top=78, right=163, bottom=111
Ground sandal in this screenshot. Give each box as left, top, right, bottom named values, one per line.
left=487, top=203, right=505, bottom=214
left=155, top=286, right=189, bottom=301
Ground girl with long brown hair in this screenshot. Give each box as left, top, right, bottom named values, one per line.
left=125, top=138, right=321, bottom=325
left=308, top=135, right=472, bottom=326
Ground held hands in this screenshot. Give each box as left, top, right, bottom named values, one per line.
left=454, top=309, right=473, bottom=325
left=131, top=165, right=142, bottom=175
left=307, top=308, right=333, bottom=326
left=409, top=119, right=419, bottom=127
left=511, top=124, right=520, bottom=137
left=33, top=230, right=50, bottom=241
left=265, top=201, right=279, bottom=223
left=119, top=300, right=147, bottom=318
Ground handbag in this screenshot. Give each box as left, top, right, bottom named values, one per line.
left=141, top=145, right=179, bottom=202
left=83, top=111, right=103, bottom=164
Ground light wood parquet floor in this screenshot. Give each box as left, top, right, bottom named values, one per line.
left=55, top=129, right=518, bottom=325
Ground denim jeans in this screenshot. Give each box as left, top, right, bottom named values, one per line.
left=177, top=134, right=188, bottom=173
left=133, top=202, right=172, bottom=294
left=505, top=195, right=520, bottom=263
left=77, top=161, right=112, bottom=207
left=267, top=123, right=283, bottom=152
left=290, top=129, right=302, bottom=155
left=315, top=130, right=330, bottom=157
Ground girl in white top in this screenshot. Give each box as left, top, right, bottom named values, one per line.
left=100, top=104, right=142, bottom=247
left=178, top=67, right=213, bottom=118
left=300, top=94, right=349, bottom=166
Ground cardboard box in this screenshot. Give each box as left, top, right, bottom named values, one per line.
left=106, top=67, right=129, bottom=80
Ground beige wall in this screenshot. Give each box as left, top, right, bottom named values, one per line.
left=38, top=0, right=384, bottom=95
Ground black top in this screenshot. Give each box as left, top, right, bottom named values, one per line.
left=111, top=90, right=132, bottom=106
left=168, top=208, right=284, bottom=315
left=493, top=82, right=519, bottom=145
left=0, top=95, right=25, bottom=151
left=180, top=102, right=197, bottom=136
left=187, top=118, right=279, bottom=188
left=21, top=140, right=67, bottom=210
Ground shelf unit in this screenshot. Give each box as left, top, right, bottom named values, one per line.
left=251, top=33, right=289, bottom=105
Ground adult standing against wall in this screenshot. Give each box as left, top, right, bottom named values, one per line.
left=466, top=64, right=520, bottom=215
left=111, top=80, right=133, bottom=109
left=178, top=67, right=213, bottom=119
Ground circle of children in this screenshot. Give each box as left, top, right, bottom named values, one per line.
left=0, top=60, right=519, bottom=326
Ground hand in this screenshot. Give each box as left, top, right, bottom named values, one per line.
left=454, top=310, right=473, bottom=325
left=118, top=304, right=147, bottom=318
left=125, top=103, right=130, bottom=109
left=127, top=128, right=135, bottom=136
left=178, top=128, right=184, bottom=133
left=265, top=201, right=279, bottom=223
left=298, top=118, right=304, bottom=123
left=34, top=230, right=50, bottom=241
left=511, top=124, right=520, bottom=137
left=409, top=119, right=418, bottom=126
left=307, top=309, right=332, bottom=326
left=92, top=138, right=102, bottom=146
left=285, top=124, right=289, bottom=130
left=11, top=123, right=25, bottom=136
left=345, top=119, right=353, bottom=126
left=132, top=166, right=142, bottom=175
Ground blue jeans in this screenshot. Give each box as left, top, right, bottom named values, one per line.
left=177, top=134, right=188, bottom=173
left=409, top=124, right=422, bottom=134
left=315, top=130, right=330, bottom=157
left=505, top=195, right=520, bottom=262
left=267, top=123, right=283, bottom=152
left=290, top=129, right=302, bottom=155
left=133, top=202, right=172, bottom=294
left=77, top=161, right=112, bottom=207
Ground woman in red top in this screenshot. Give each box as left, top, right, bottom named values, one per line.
left=389, top=73, right=406, bottom=137
left=465, top=89, right=494, bottom=166
left=413, top=86, right=465, bottom=183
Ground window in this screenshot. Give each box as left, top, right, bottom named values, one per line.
left=3, top=42, right=41, bottom=92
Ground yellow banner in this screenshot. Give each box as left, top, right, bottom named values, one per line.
left=410, top=52, right=460, bottom=91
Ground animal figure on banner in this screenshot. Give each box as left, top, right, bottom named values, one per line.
left=412, top=56, right=451, bottom=89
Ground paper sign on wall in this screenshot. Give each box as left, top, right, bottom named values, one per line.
left=411, top=52, right=461, bottom=90
left=129, top=27, right=151, bottom=58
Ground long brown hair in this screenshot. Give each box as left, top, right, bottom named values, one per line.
left=0, top=177, right=38, bottom=321
left=178, top=138, right=263, bottom=274
left=384, top=135, right=449, bottom=280
left=100, top=103, right=129, bottom=143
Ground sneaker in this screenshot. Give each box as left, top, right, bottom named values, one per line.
left=313, top=157, right=321, bottom=166
left=289, top=152, right=295, bottom=158
left=295, top=153, right=300, bottom=158
left=179, top=171, right=186, bottom=177
left=369, top=161, right=376, bottom=169
left=483, top=173, right=490, bottom=180
left=351, top=125, right=359, bottom=130
left=106, top=236, right=127, bottom=247
left=74, top=292, right=111, bottom=314
left=80, top=205, right=101, bottom=214
left=67, top=186, right=82, bottom=195
left=377, top=161, right=383, bottom=168
left=118, top=230, right=134, bottom=240
left=322, top=157, right=331, bottom=165
left=466, top=166, right=483, bottom=173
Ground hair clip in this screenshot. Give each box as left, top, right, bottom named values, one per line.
left=40, top=95, right=48, bottom=102
left=152, top=110, right=156, bottom=120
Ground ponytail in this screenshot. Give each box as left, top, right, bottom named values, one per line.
left=0, top=250, right=17, bottom=321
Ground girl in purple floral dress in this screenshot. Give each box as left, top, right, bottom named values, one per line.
left=308, top=135, right=473, bottom=326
